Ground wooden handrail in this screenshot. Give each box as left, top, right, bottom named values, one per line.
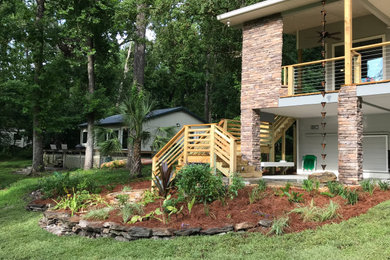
left=351, top=41, right=390, bottom=51
left=154, top=127, right=185, bottom=158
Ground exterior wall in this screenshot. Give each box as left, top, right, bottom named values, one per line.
left=241, top=14, right=283, bottom=168
left=338, top=85, right=363, bottom=185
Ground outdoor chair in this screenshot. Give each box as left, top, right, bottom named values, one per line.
left=302, top=155, right=317, bottom=171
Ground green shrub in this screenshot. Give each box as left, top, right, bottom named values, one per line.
left=360, top=180, right=375, bottom=195
left=249, top=187, right=267, bottom=204
left=320, top=191, right=335, bottom=198
left=302, top=179, right=314, bottom=193
left=228, top=174, right=245, bottom=199
left=290, top=199, right=339, bottom=222
left=39, top=172, right=97, bottom=198
left=175, top=164, right=225, bottom=204
left=280, top=183, right=291, bottom=194
left=268, top=217, right=289, bottom=236
left=54, top=190, right=105, bottom=216
left=121, top=203, right=144, bottom=223
left=141, top=189, right=160, bottom=206
left=84, top=207, right=113, bottom=220
left=122, top=186, right=132, bottom=192
left=378, top=181, right=389, bottom=191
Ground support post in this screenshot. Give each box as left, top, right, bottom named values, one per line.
left=281, top=131, right=286, bottom=161
left=210, top=125, right=216, bottom=172
left=183, top=126, right=189, bottom=164
left=288, top=66, right=294, bottom=95
left=344, top=0, right=353, bottom=85
left=293, top=123, right=297, bottom=166
left=229, top=138, right=237, bottom=184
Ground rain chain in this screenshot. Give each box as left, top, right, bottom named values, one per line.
left=320, top=0, right=327, bottom=171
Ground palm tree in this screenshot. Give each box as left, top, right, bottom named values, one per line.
left=120, top=86, right=154, bottom=177
left=96, top=127, right=122, bottom=162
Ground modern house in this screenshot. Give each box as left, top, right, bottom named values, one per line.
left=214, top=0, right=390, bottom=184
left=79, top=107, right=206, bottom=155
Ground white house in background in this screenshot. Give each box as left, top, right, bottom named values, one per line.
left=79, top=107, right=206, bottom=155
left=1, top=129, right=30, bottom=148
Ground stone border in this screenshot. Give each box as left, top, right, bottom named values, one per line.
left=39, top=211, right=273, bottom=241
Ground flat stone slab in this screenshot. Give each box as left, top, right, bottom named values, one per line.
left=106, top=189, right=147, bottom=205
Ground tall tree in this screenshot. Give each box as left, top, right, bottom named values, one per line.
left=133, top=0, right=148, bottom=89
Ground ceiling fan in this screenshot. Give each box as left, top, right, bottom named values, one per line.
left=317, top=31, right=341, bottom=43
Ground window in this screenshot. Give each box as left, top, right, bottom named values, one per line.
left=122, top=129, right=128, bottom=149
left=82, top=131, right=88, bottom=143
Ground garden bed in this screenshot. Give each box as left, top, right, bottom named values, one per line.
left=31, top=177, right=390, bottom=240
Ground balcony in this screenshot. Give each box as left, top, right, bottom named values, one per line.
left=282, top=41, right=390, bottom=97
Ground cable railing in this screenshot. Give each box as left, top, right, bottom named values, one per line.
left=281, top=40, right=390, bottom=96
left=352, top=41, right=390, bottom=85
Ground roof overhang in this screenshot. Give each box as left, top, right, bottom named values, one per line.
left=217, top=0, right=319, bottom=27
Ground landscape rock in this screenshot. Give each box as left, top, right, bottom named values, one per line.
left=152, top=228, right=174, bottom=237
left=308, top=171, right=337, bottom=183
left=201, top=225, right=233, bottom=235
left=115, top=236, right=129, bottom=242
left=174, top=227, right=201, bottom=236
left=127, top=227, right=152, bottom=238
left=234, top=222, right=257, bottom=231
left=258, top=219, right=273, bottom=228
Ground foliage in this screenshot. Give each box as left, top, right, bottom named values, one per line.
left=96, top=128, right=122, bottom=157
left=279, top=183, right=291, bottom=194
left=162, top=195, right=183, bottom=222
left=360, top=180, right=375, bottom=195
left=284, top=191, right=304, bottom=203
left=122, top=186, right=132, bottom=192
left=378, top=181, right=389, bottom=191
left=84, top=207, right=113, bottom=220
left=344, top=189, right=359, bottom=205
left=327, top=181, right=344, bottom=195
left=257, top=179, right=267, bottom=192
left=116, top=194, right=129, bottom=206
left=290, top=199, right=340, bottom=222
left=54, top=190, right=106, bottom=216
left=187, top=196, right=196, bottom=214
left=268, top=217, right=289, bottom=236
left=152, top=126, right=176, bottom=153
left=152, top=161, right=174, bottom=197
left=39, top=171, right=97, bottom=198
left=141, top=189, right=160, bottom=206
left=122, top=203, right=144, bottom=223
left=302, top=179, right=314, bottom=193
left=175, top=164, right=225, bottom=204
left=228, top=174, right=245, bottom=199
left=320, top=192, right=335, bottom=198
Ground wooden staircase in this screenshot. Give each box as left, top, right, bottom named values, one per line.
left=152, top=116, right=296, bottom=182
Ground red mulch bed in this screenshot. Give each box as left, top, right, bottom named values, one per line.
left=33, top=180, right=390, bottom=234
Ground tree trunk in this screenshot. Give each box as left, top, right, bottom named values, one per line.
left=133, top=2, right=146, bottom=90
left=204, top=53, right=211, bottom=122
left=31, top=0, right=45, bottom=174
left=131, top=138, right=142, bottom=177
left=84, top=37, right=95, bottom=170
left=117, top=41, right=133, bottom=106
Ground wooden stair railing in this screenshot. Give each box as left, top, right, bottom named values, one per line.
left=152, top=123, right=240, bottom=182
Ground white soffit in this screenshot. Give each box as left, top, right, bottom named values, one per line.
left=217, top=0, right=319, bottom=27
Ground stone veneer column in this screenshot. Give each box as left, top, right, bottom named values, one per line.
left=241, top=15, right=283, bottom=168
left=338, top=85, right=363, bottom=185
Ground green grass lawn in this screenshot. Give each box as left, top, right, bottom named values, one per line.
left=2, top=160, right=390, bottom=259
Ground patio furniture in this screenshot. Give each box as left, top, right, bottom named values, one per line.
left=260, top=161, right=295, bottom=175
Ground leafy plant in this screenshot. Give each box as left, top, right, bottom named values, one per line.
left=280, top=183, right=291, bottom=194
left=360, top=180, right=375, bottom=195
left=257, top=179, right=267, bottom=192
left=290, top=199, right=340, bottom=222
left=152, top=161, right=174, bottom=197
left=96, top=127, right=122, bottom=158
left=122, top=203, right=144, bottom=223
left=54, top=190, right=105, bottom=216
left=268, top=217, right=289, bottom=236
left=345, top=189, right=359, bottom=205
left=302, top=179, right=314, bottom=193
left=152, top=126, right=176, bottom=153
left=327, top=181, right=344, bottom=195
left=141, top=189, right=160, bottom=206
left=175, top=164, right=225, bottom=204
left=116, top=194, right=129, bottom=206
left=162, top=195, right=183, bottom=222
left=187, top=196, right=196, bottom=214
left=106, top=184, right=115, bottom=192
left=378, top=181, right=389, bottom=191
left=285, top=191, right=304, bottom=203
left=228, top=174, right=245, bottom=199
left=320, top=192, right=335, bottom=198
left=84, top=207, right=113, bottom=220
